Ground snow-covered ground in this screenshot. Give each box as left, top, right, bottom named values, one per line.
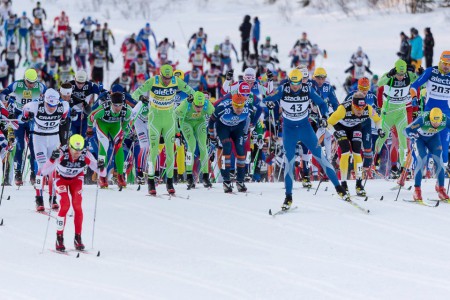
left=2, top=180, right=450, bottom=299
left=3, top=1, right=450, bottom=299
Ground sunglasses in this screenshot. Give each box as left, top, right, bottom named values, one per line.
left=352, top=104, right=366, bottom=112
left=396, top=72, right=406, bottom=76
left=440, top=60, right=450, bottom=66
left=194, top=104, right=203, bottom=109
left=232, top=102, right=245, bottom=109
left=315, top=76, right=326, bottom=79
left=112, top=103, right=123, bottom=107
left=290, top=81, right=302, bottom=86
left=70, top=145, right=83, bottom=152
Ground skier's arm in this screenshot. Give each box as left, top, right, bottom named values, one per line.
left=206, top=100, right=215, bottom=115
left=87, top=105, right=104, bottom=127
left=377, top=73, right=391, bottom=86
left=328, top=86, right=340, bottom=109
left=365, top=66, right=373, bottom=75
left=131, top=77, right=154, bottom=100
left=262, top=86, right=283, bottom=106
left=404, top=116, right=424, bottom=135
left=85, top=151, right=100, bottom=174
left=40, top=155, right=60, bottom=176
left=326, top=105, right=345, bottom=126
left=410, top=67, right=433, bottom=90
left=368, top=105, right=381, bottom=129
left=176, top=76, right=195, bottom=96
left=174, top=99, right=189, bottom=119
left=310, top=88, right=328, bottom=117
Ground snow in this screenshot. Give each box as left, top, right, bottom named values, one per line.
left=2, top=181, right=450, bottom=299
left=3, top=0, right=450, bottom=298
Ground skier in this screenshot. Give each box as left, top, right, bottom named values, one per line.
left=208, top=87, right=252, bottom=193
left=131, top=64, right=195, bottom=195
left=349, top=46, right=371, bottom=68
left=0, top=40, right=21, bottom=82
left=410, top=51, right=450, bottom=165
left=40, top=134, right=100, bottom=252
left=374, top=59, right=417, bottom=179
left=32, top=1, right=47, bottom=25
left=22, top=88, right=69, bottom=211
left=87, top=92, right=132, bottom=188
left=263, top=69, right=347, bottom=210
left=175, top=91, right=215, bottom=189
left=137, top=23, right=157, bottom=60
left=53, top=11, right=69, bottom=33
left=219, top=36, right=239, bottom=73
left=239, top=15, right=252, bottom=61
left=1, top=68, right=46, bottom=185
left=327, top=92, right=383, bottom=196
left=404, top=108, right=450, bottom=202
left=17, top=12, right=33, bottom=57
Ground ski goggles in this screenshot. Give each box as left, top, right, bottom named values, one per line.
left=440, top=60, right=450, bottom=67
left=232, top=101, right=246, bottom=109
left=290, top=80, right=302, bottom=86
left=112, top=103, right=123, bottom=107
left=314, top=75, right=326, bottom=79
left=69, top=144, right=83, bottom=152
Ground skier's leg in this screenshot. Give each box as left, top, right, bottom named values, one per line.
left=181, top=122, right=196, bottom=174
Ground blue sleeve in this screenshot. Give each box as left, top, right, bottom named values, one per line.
left=184, top=74, right=190, bottom=83
left=446, top=117, right=450, bottom=130
left=405, top=116, right=424, bottom=135
left=343, top=91, right=354, bottom=102
left=200, top=76, right=208, bottom=91
left=152, top=31, right=157, bottom=46
left=262, top=85, right=283, bottom=105
left=90, top=82, right=103, bottom=95
left=328, top=86, right=339, bottom=110
left=1, top=82, right=14, bottom=95
left=411, top=67, right=433, bottom=90
left=310, top=88, right=328, bottom=117
left=208, top=105, right=223, bottom=131
left=125, top=93, right=137, bottom=106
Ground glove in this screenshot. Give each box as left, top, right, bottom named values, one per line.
left=70, top=109, right=78, bottom=117
left=50, top=149, right=60, bottom=161
left=411, top=96, right=418, bottom=107
left=257, top=138, right=264, bottom=149
left=209, top=136, right=218, bottom=148
left=225, top=69, right=234, bottom=81
left=319, top=118, right=327, bottom=128
left=267, top=70, right=274, bottom=81
left=377, top=128, right=386, bottom=138
left=86, top=127, right=94, bottom=137
left=417, top=66, right=424, bottom=76
left=266, top=101, right=275, bottom=109
left=175, top=133, right=182, bottom=147
left=187, top=94, right=194, bottom=103
left=334, top=130, right=345, bottom=140
left=97, top=159, right=105, bottom=171
left=408, top=131, right=419, bottom=139
left=387, top=67, right=397, bottom=77
left=139, top=95, right=149, bottom=104
left=7, top=113, right=14, bottom=119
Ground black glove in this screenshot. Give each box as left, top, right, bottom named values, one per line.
left=97, top=159, right=105, bottom=171
left=417, top=66, right=425, bottom=76
left=267, top=70, right=273, bottom=81
left=187, top=94, right=194, bottom=103
left=70, top=109, right=78, bottom=117
left=21, top=112, right=33, bottom=122
left=266, top=101, right=275, bottom=109
left=210, top=152, right=215, bottom=162
left=387, top=68, right=397, bottom=77
left=7, top=113, right=14, bottom=119
left=139, top=95, right=149, bottom=104
left=50, top=149, right=60, bottom=160
left=319, top=118, right=327, bottom=128
left=334, top=130, right=346, bottom=140
left=209, top=136, right=218, bottom=148
left=86, top=127, right=94, bottom=137
left=256, top=138, right=264, bottom=149
left=225, top=69, right=234, bottom=81
left=377, top=128, right=386, bottom=138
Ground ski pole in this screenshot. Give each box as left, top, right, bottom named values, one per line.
left=92, top=171, right=100, bottom=249
left=313, top=179, right=323, bottom=195
left=17, top=143, right=29, bottom=190
left=40, top=206, right=53, bottom=254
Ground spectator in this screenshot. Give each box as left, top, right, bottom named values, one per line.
left=252, top=16, right=260, bottom=58
left=409, top=27, right=423, bottom=72
left=239, top=15, right=252, bottom=61
left=423, top=27, right=434, bottom=68
left=397, top=31, right=411, bottom=64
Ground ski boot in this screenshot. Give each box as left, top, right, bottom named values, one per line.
left=74, top=234, right=85, bottom=251
left=136, top=170, right=145, bottom=185
left=236, top=181, right=247, bottom=192
left=282, top=195, right=293, bottom=211
left=355, top=179, right=366, bottom=196
left=413, top=186, right=423, bottom=202
left=56, top=233, right=65, bottom=252
left=30, top=170, right=36, bottom=185
left=341, top=181, right=349, bottom=193
left=14, top=170, right=23, bottom=186
left=166, top=177, right=175, bottom=195
left=148, top=177, right=156, bottom=195
left=99, top=176, right=108, bottom=188
left=335, top=185, right=350, bottom=201
left=390, top=166, right=401, bottom=179
left=35, top=196, right=45, bottom=211
left=302, top=175, right=312, bottom=188
left=186, top=174, right=195, bottom=190
left=223, top=181, right=233, bottom=193
left=117, top=174, right=126, bottom=188
left=50, top=196, right=59, bottom=210
left=437, top=186, right=450, bottom=202
left=202, top=173, right=212, bottom=188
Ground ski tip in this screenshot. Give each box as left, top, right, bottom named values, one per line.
left=364, top=197, right=368, bottom=201
left=435, top=201, right=440, bottom=207
left=367, top=209, right=371, bottom=214
left=97, top=251, right=101, bottom=257
left=7, top=195, right=10, bottom=200
left=137, top=185, right=141, bottom=191
left=268, top=209, right=272, bottom=216
left=407, top=186, right=412, bottom=190
left=0, top=218, right=3, bottom=226
left=380, top=196, right=384, bottom=201
left=76, top=253, right=80, bottom=258
left=118, top=187, right=123, bottom=192
left=324, top=187, right=328, bottom=192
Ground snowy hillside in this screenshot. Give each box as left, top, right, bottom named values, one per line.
left=2, top=181, right=450, bottom=299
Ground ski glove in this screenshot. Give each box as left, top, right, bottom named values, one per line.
left=187, top=94, right=194, bottom=103
left=209, top=136, right=218, bottom=148
left=139, top=95, right=149, bottom=104
left=387, top=68, right=397, bottom=77
left=319, top=118, right=328, bottom=128
left=257, top=138, right=264, bottom=149
left=411, top=96, right=418, bottom=107
left=377, top=128, right=386, bottom=138
left=50, top=149, right=60, bottom=161
left=97, top=159, right=105, bottom=171
left=334, top=130, right=346, bottom=140
left=408, top=131, right=419, bottom=139
left=86, top=127, right=94, bottom=137
left=225, top=69, right=234, bottom=81
left=417, top=66, right=425, bottom=76
left=266, top=101, right=275, bottom=109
